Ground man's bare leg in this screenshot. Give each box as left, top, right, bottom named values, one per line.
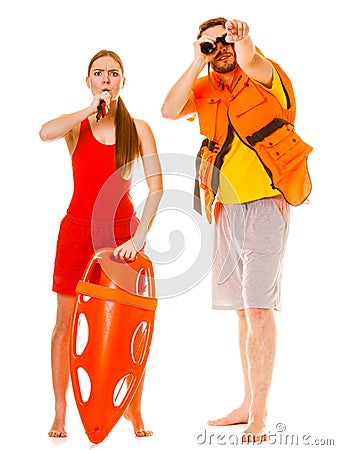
left=208, top=308, right=276, bottom=443
left=124, top=373, right=153, bottom=437
left=208, top=309, right=251, bottom=426
left=242, top=308, right=276, bottom=443
left=49, top=294, right=76, bottom=438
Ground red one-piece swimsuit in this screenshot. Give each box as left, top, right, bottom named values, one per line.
left=52, top=118, right=139, bottom=295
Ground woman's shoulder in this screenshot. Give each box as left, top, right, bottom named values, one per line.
left=134, top=117, right=149, bottom=128
left=133, top=118, right=156, bottom=153
left=134, top=118, right=153, bottom=136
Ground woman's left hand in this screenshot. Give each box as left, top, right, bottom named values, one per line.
left=113, top=235, right=145, bottom=261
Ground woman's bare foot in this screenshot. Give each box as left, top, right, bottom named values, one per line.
left=242, top=419, right=268, bottom=443
left=207, top=406, right=249, bottom=426
left=124, top=409, right=153, bottom=437
left=48, top=430, right=67, bottom=438
left=48, top=417, right=67, bottom=438
left=48, top=422, right=67, bottom=438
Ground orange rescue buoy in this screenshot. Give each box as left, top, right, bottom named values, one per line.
left=69, top=248, right=157, bottom=444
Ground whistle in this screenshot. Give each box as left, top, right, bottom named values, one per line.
left=96, top=100, right=107, bottom=122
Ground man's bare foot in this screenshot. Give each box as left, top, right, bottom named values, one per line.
left=124, top=409, right=153, bottom=437
left=242, top=420, right=268, bottom=443
left=207, top=407, right=249, bottom=426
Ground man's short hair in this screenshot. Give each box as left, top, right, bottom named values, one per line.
left=197, top=17, right=227, bottom=39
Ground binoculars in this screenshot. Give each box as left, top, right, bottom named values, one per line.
left=200, top=33, right=230, bottom=54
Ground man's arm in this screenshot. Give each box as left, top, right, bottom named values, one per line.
left=161, top=36, right=214, bottom=119
left=226, top=19, right=273, bottom=88
left=161, top=62, right=204, bottom=119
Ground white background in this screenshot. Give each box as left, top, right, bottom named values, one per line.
left=1, top=0, right=337, bottom=449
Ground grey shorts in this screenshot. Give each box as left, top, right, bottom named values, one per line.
left=212, top=196, right=290, bottom=311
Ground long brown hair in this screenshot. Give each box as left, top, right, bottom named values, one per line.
left=88, top=50, right=140, bottom=177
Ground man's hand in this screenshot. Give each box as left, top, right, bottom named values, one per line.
left=193, top=35, right=213, bottom=63
left=225, top=19, right=249, bottom=42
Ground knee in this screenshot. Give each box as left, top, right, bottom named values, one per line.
left=52, top=320, right=71, bottom=344
left=245, top=308, right=275, bottom=329
left=52, top=294, right=76, bottom=339
left=239, top=308, right=271, bottom=323
left=52, top=312, right=74, bottom=343
left=247, top=308, right=270, bottom=319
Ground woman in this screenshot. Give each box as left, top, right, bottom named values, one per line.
left=40, top=50, right=163, bottom=438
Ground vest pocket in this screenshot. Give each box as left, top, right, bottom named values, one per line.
left=259, top=125, right=312, bottom=175
left=194, top=97, right=228, bottom=141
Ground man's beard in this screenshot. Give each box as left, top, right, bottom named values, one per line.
left=211, top=59, right=237, bottom=74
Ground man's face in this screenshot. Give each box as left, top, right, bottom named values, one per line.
left=202, top=25, right=237, bottom=74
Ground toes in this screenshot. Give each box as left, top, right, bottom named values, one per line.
left=242, top=433, right=267, bottom=443
left=135, top=429, right=153, bottom=437
left=207, top=420, right=217, bottom=426
left=135, top=430, right=146, bottom=437
left=48, top=430, right=67, bottom=438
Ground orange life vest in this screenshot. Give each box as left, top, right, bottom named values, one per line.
left=193, top=61, right=313, bottom=223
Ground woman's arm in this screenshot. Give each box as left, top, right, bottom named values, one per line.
left=113, top=119, right=163, bottom=260
left=39, top=92, right=111, bottom=154
left=39, top=107, right=94, bottom=142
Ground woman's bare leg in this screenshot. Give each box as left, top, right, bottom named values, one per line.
left=48, top=294, right=76, bottom=438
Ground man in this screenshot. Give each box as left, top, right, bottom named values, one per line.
left=161, top=18, right=311, bottom=443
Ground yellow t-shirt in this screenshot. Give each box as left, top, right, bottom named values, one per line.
left=218, top=67, right=287, bottom=204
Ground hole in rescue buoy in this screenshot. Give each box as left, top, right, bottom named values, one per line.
left=75, top=313, right=89, bottom=356
left=136, top=268, right=148, bottom=295
left=131, top=321, right=150, bottom=364
left=77, top=367, right=91, bottom=403
left=113, top=373, right=135, bottom=407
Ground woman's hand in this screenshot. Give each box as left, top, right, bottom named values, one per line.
left=113, top=233, right=145, bottom=261
left=89, top=91, right=111, bottom=115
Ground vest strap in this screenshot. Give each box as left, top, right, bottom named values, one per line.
left=193, top=139, right=207, bottom=215
left=194, top=126, right=234, bottom=219
left=246, top=118, right=289, bottom=147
